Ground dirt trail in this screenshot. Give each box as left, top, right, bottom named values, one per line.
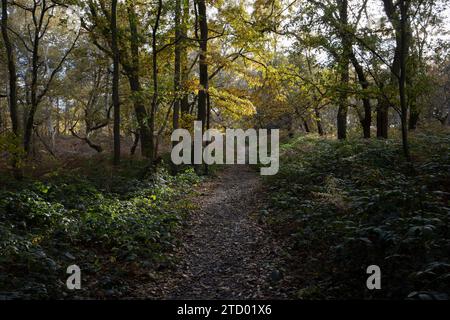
left=150, top=165, right=290, bottom=299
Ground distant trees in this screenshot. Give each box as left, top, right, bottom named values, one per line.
left=262, top=0, right=447, bottom=159
left=13, top=0, right=79, bottom=155
left=67, top=63, right=111, bottom=153
left=1, top=0, right=449, bottom=178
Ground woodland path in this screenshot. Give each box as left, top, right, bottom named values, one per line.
left=142, top=165, right=292, bottom=299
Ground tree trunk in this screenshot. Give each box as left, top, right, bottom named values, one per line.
left=383, top=0, right=411, bottom=159
left=111, top=0, right=121, bottom=165
left=362, top=99, right=372, bottom=138
left=376, top=95, right=389, bottom=138
left=398, top=0, right=411, bottom=160
left=180, top=0, right=190, bottom=115
left=150, top=0, right=163, bottom=162
left=1, top=0, right=19, bottom=137
left=337, top=0, right=350, bottom=140
left=196, top=0, right=208, bottom=132
left=204, top=91, right=211, bottom=174
left=408, top=104, right=419, bottom=130
left=55, top=97, right=60, bottom=136
left=302, top=117, right=310, bottom=133
left=2, top=0, right=22, bottom=179
left=0, top=96, right=3, bottom=131
left=194, top=0, right=209, bottom=175
left=128, top=76, right=153, bottom=158
left=24, top=10, right=42, bottom=155
left=127, top=5, right=153, bottom=159
left=171, top=0, right=182, bottom=173
left=173, top=0, right=181, bottom=132
left=315, top=108, right=324, bottom=136
left=130, top=131, right=140, bottom=155
left=350, top=51, right=371, bottom=138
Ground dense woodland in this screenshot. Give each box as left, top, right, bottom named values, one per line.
left=0, top=0, right=449, bottom=299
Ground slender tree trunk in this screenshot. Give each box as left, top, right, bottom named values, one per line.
left=111, top=0, right=121, bottom=165
left=408, top=103, right=419, bottom=130
left=1, top=0, right=19, bottom=137
left=196, top=0, right=208, bottom=132
left=173, top=0, right=181, bottom=132
left=127, top=5, right=153, bottom=159
left=350, top=52, right=372, bottom=138
left=315, top=108, right=324, bottom=136
left=398, top=0, right=410, bottom=160
left=194, top=0, right=209, bottom=175
left=407, top=59, right=419, bottom=131
left=383, top=0, right=411, bottom=158
left=362, top=99, right=372, bottom=138
left=0, top=97, right=3, bottom=131
left=171, top=0, right=182, bottom=173
left=55, top=97, right=60, bottom=136
left=2, top=0, right=22, bottom=179
left=302, top=117, right=310, bottom=133
left=128, top=76, right=152, bottom=158
left=381, top=0, right=405, bottom=141
left=150, top=0, right=162, bottom=161
left=24, top=14, right=41, bottom=155
left=130, top=131, right=140, bottom=155
left=337, top=0, right=350, bottom=140
left=180, top=0, right=190, bottom=115
left=204, top=92, right=211, bottom=174
left=376, top=96, right=389, bottom=138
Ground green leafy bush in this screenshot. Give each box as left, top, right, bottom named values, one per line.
left=0, top=166, right=200, bottom=299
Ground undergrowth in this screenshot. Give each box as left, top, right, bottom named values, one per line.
left=0, top=161, right=200, bottom=299
left=263, top=130, right=450, bottom=299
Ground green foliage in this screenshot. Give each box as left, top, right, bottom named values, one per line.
left=263, top=133, right=450, bottom=299
left=0, top=132, right=25, bottom=168
left=0, top=166, right=200, bottom=299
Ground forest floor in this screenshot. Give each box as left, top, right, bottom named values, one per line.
left=138, top=165, right=294, bottom=299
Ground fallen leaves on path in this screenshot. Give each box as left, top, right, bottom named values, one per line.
left=137, top=165, right=294, bottom=299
